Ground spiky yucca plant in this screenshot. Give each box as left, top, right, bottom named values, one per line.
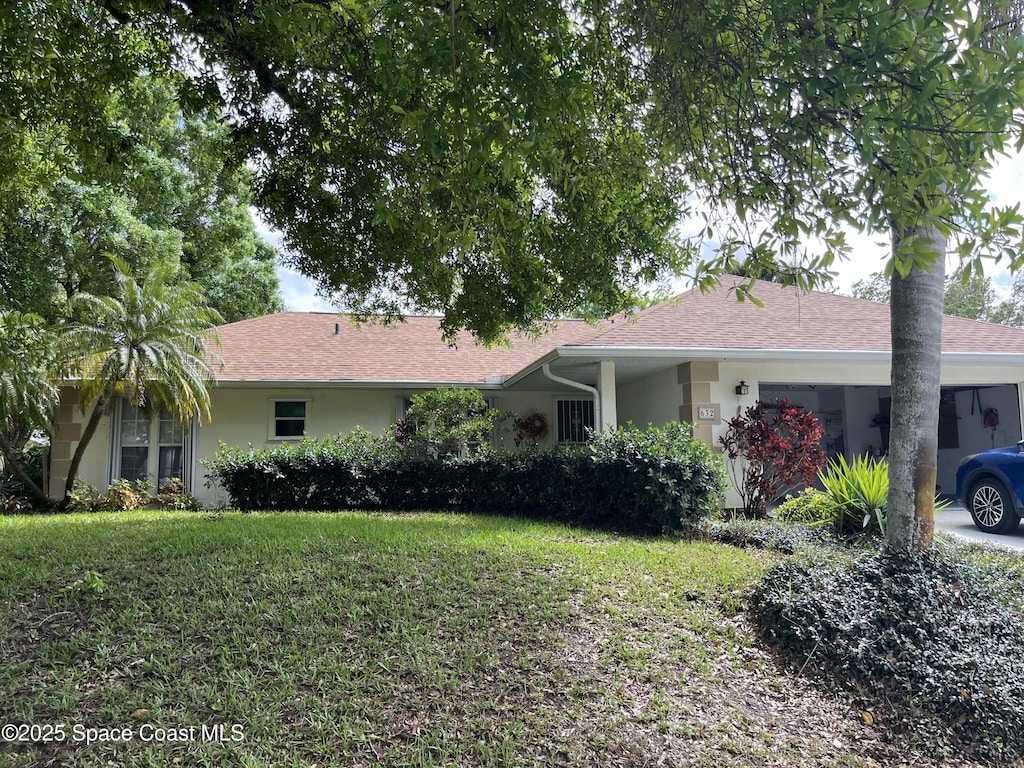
left=820, top=454, right=889, bottom=537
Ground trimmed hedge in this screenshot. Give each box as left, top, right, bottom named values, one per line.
left=204, top=422, right=726, bottom=534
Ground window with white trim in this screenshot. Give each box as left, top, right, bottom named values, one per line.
left=118, top=401, right=151, bottom=482
left=271, top=400, right=307, bottom=439
left=112, top=399, right=189, bottom=490
left=556, top=399, right=595, bottom=443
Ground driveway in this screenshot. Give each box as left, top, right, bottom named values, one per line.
left=935, top=501, right=1024, bottom=552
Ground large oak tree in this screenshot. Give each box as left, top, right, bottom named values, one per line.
left=0, top=76, right=283, bottom=324
left=1, top=0, right=689, bottom=343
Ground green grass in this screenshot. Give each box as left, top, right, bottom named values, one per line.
left=0, top=510, right=951, bottom=766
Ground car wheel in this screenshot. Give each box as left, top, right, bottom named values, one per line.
left=968, top=478, right=1021, bottom=534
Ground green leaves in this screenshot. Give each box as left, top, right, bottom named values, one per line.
left=207, top=420, right=726, bottom=533
left=641, top=0, right=1024, bottom=277
left=0, top=311, right=60, bottom=438
left=820, top=454, right=889, bottom=537
left=3, top=0, right=694, bottom=343
left=66, top=256, right=222, bottom=424
left=401, top=386, right=511, bottom=459
left=0, top=76, right=283, bottom=325
left=752, top=551, right=1024, bottom=763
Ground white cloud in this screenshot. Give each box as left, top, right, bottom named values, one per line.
left=277, top=266, right=337, bottom=313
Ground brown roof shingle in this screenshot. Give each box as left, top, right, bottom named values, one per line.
left=212, top=313, right=599, bottom=383
left=211, top=278, right=1024, bottom=383
left=575, top=276, right=1024, bottom=354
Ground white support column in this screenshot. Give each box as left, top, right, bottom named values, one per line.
left=598, top=360, right=617, bottom=432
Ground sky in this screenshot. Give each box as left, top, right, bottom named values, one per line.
left=266, top=148, right=1024, bottom=313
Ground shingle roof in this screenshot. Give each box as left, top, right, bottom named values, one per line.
left=212, top=313, right=599, bottom=383
left=574, top=276, right=1024, bottom=354
left=211, top=277, right=1024, bottom=384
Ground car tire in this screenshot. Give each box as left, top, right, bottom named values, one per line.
left=967, top=478, right=1021, bottom=534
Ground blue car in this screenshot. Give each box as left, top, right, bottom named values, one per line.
left=956, top=441, right=1024, bottom=534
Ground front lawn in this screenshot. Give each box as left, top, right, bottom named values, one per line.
left=0, top=510, right=982, bottom=766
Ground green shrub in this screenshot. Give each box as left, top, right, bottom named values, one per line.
left=820, top=454, right=889, bottom=537
left=2, top=494, right=31, bottom=514
left=751, top=552, right=1024, bottom=763
left=400, top=386, right=513, bottom=458
left=157, top=478, right=203, bottom=511
left=773, top=488, right=837, bottom=525
left=206, top=429, right=403, bottom=511
left=453, top=422, right=726, bottom=533
left=205, top=421, right=726, bottom=534
left=701, top=519, right=812, bottom=555
left=0, top=444, right=46, bottom=511
left=66, top=479, right=107, bottom=512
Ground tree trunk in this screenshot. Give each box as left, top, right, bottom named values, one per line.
left=61, top=396, right=109, bottom=508
left=885, top=226, right=946, bottom=553
left=0, top=432, right=50, bottom=507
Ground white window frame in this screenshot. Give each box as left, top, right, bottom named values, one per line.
left=269, top=398, right=311, bottom=441
left=108, top=399, right=196, bottom=492
left=555, top=398, right=595, bottom=444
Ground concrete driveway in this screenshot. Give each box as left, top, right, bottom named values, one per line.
left=935, top=501, right=1024, bottom=552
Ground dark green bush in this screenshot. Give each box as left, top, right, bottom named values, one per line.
left=204, top=422, right=726, bottom=534
left=751, top=551, right=1024, bottom=762
left=700, top=519, right=819, bottom=555
left=206, top=429, right=402, bottom=511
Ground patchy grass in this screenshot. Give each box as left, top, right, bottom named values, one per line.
left=0, top=510, right=986, bottom=767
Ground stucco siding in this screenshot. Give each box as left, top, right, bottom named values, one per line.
left=617, top=368, right=681, bottom=428
left=191, top=386, right=580, bottom=505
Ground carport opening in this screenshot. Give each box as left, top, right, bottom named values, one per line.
left=757, top=383, right=1021, bottom=496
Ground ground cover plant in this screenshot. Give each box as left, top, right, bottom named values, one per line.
left=750, top=537, right=1024, bottom=764
left=0, top=509, right=975, bottom=768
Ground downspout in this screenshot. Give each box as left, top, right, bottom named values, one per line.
left=542, top=363, right=603, bottom=434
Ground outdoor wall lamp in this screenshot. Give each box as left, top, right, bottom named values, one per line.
left=735, top=380, right=750, bottom=396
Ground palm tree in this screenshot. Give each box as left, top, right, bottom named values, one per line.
left=0, top=311, right=61, bottom=504
left=60, top=256, right=222, bottom=506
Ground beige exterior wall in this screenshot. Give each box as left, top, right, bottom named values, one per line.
left=193, top=386, right=589, bottom=506
left=617, top=368, right=681, bottom=428
left=66, top=355, right=1024, bottom=510
left=619, top=358, right=1024, bottom=507
left=67, top=383, right=588, bottom=506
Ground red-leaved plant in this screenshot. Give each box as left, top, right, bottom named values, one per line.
left=719, top=398, right=826, bottom=518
